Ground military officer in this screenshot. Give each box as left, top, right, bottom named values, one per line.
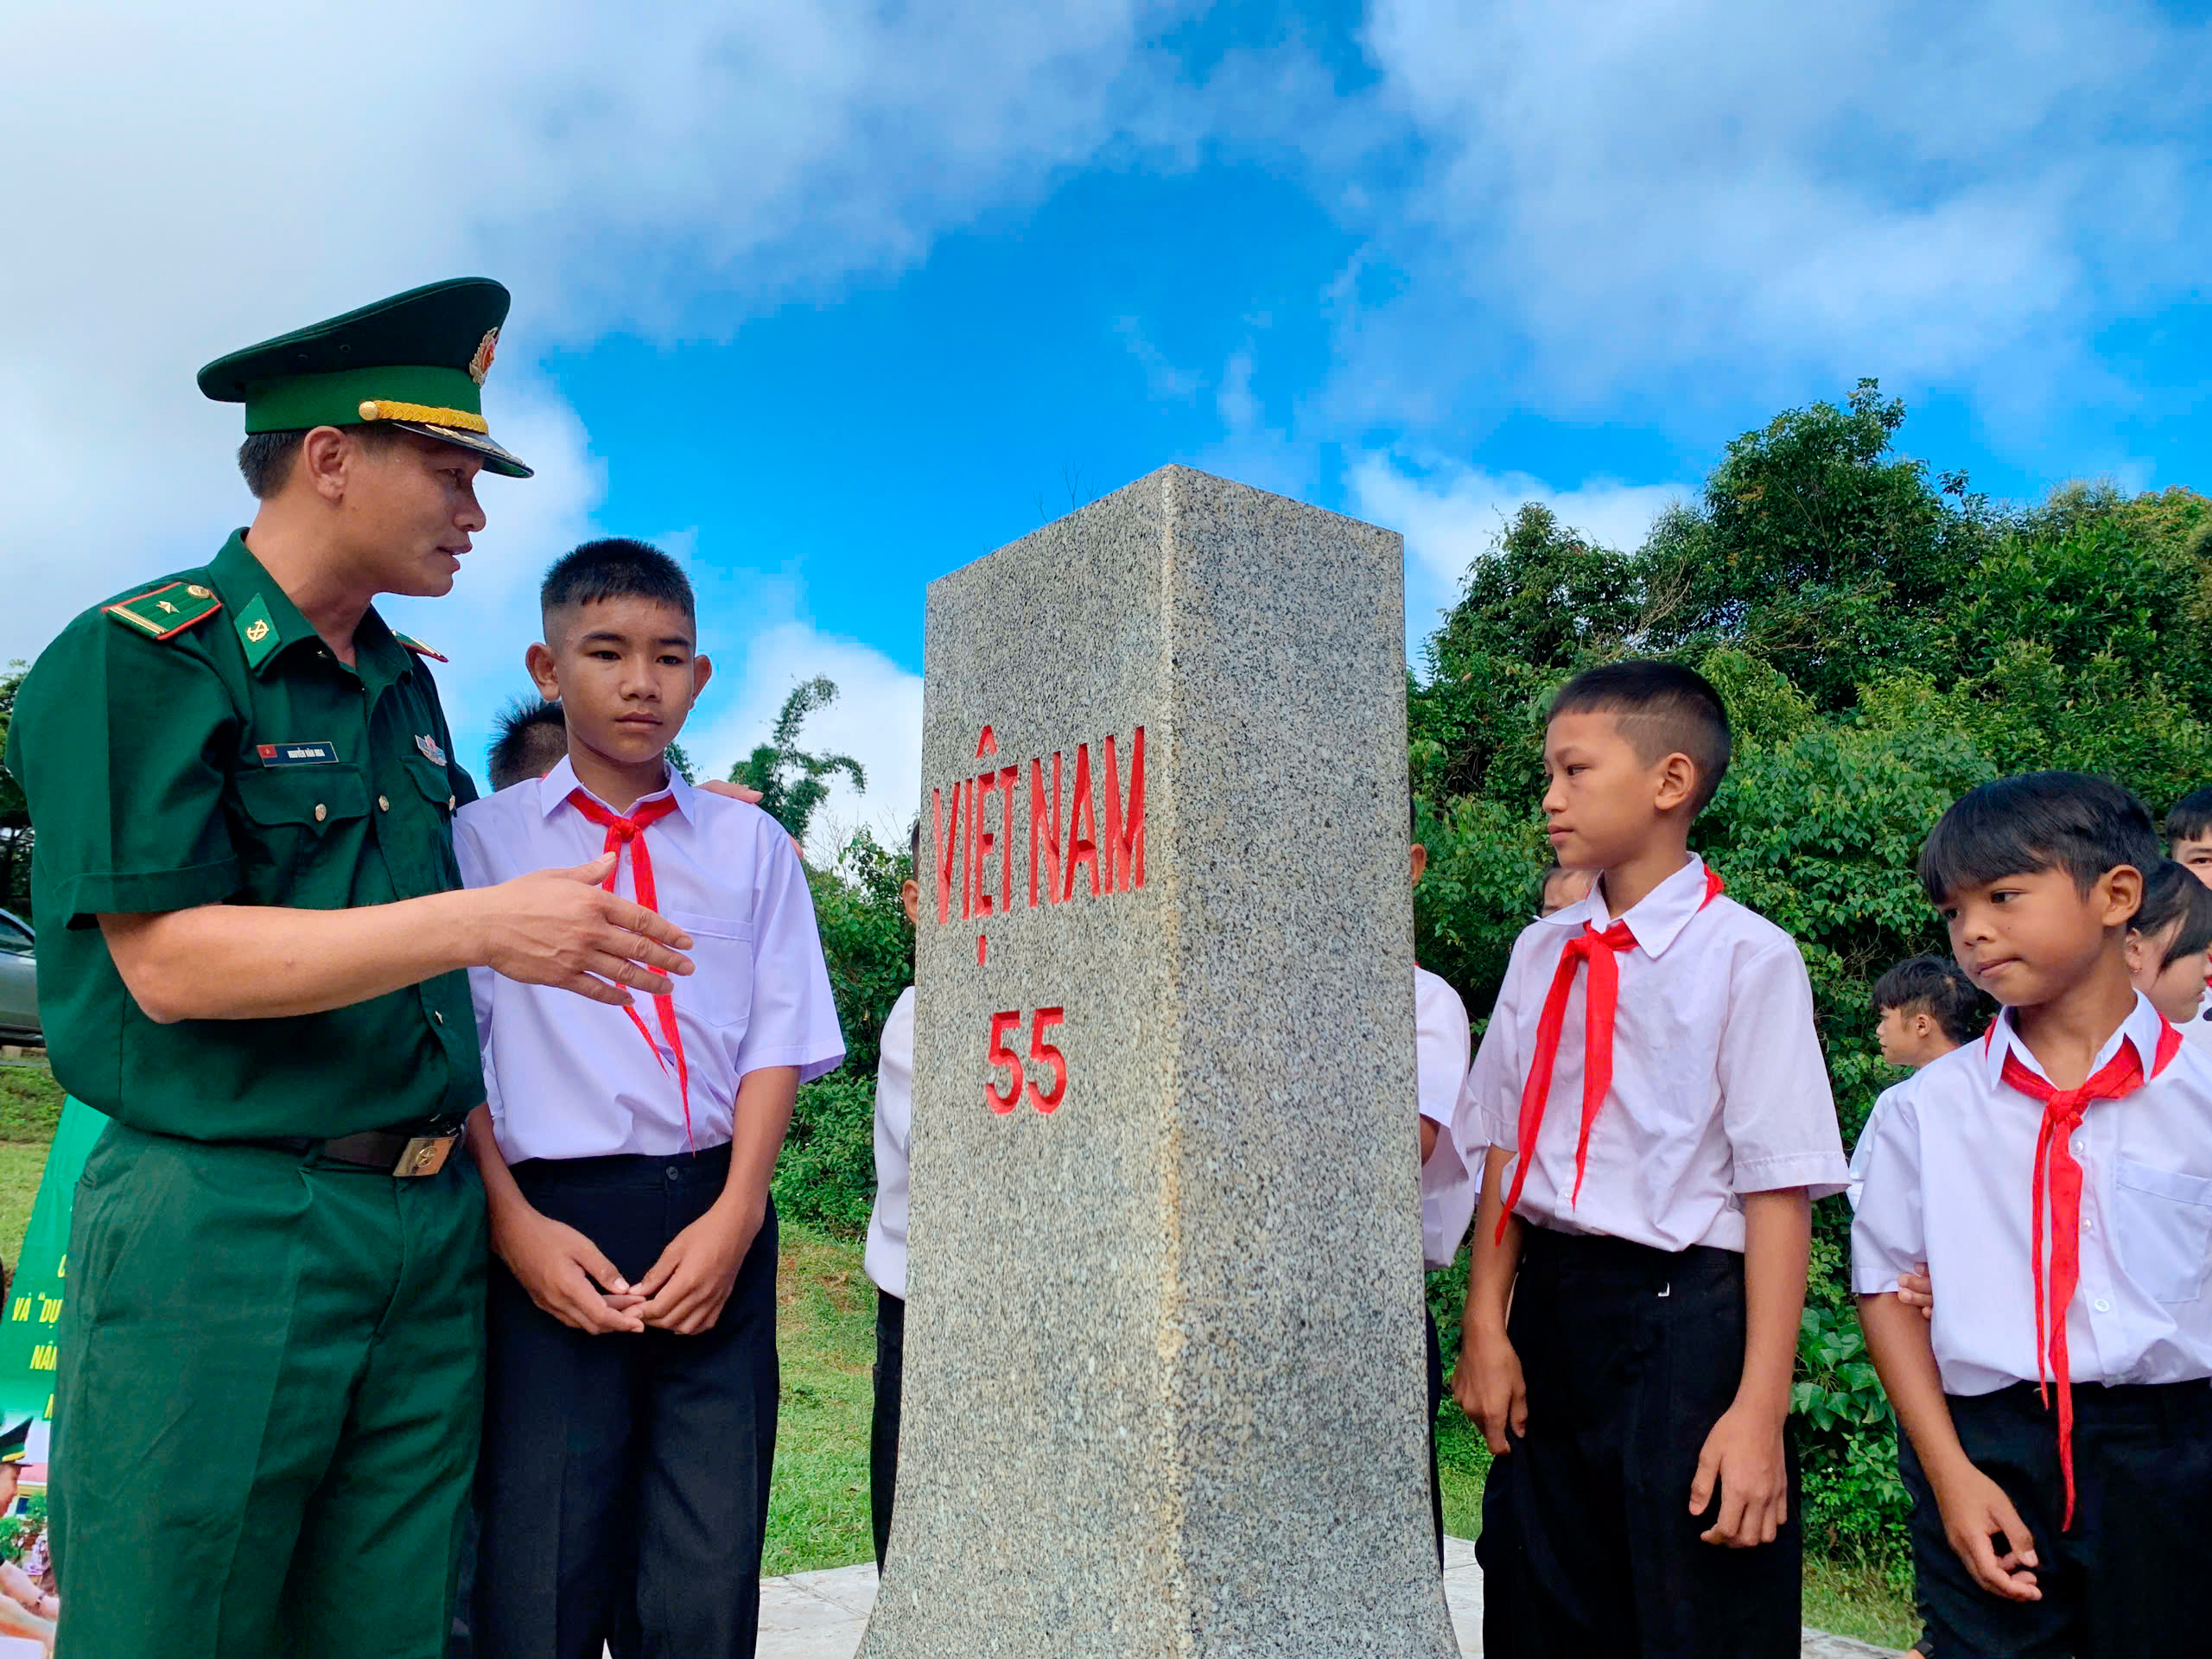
left=3, top=278, right=696, bottom=1659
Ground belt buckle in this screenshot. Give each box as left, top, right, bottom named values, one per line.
left=392, top=1135, right=456, bottom=1179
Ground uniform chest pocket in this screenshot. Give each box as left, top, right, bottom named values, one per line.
left=2113, top=1157, right=2212, bottom=1304
left=404, top=757, right=459, bottom=817
left=233, top=766, right=372, bottom=901
left=664, top=911, right=754, bottom=1029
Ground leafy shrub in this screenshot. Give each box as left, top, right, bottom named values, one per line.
left=772, top=1072, right=880, bottom=1236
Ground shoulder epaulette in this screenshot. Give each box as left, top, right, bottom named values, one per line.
left=104, top=580, right=223, bottom=642
left=393, top=632, right=448, bottom=663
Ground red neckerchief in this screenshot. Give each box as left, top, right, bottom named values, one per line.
left=567, top=788, right=693, bottom=1150
left=1997, top=1014, right=2182, bottom=1528
left=1497, top=865, right=1726, bottom=1241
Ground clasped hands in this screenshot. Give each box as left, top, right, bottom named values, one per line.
left=489, top=1192, right=761, bottom=1338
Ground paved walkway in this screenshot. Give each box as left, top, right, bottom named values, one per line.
left=760, top=1540, right=1896, bottom=1656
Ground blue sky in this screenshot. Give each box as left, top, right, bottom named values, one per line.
left=6, top=0, right=2208, bottom=846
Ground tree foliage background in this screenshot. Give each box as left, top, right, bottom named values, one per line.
left=1413, top=379, right=2212, bottom=1575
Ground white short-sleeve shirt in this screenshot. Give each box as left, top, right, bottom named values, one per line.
left=1468, top=854, right=1847, bottom=1254
left=1851, top=994, right=2212, bottom=1395
left=864, top=985, right=916, bottom=1299
left=454, top=757, right=847, bottom=1164
left=1416, top=966, right=1482, bottom=1270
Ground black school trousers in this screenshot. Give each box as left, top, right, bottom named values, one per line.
left=871, top=1288, right=905, bottom=1571
left=1904, top=1380, right=2212, bottom=1659
left=473, top=1145, right=779, bottom=1659
left=1476, top=1226, right=1801, bottom=1659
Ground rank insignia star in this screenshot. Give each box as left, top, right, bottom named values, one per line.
left=157, top=601, right=178, bottom=613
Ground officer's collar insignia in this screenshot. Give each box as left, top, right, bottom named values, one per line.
left=416, top=734, right=448, bottom=767
left=393, top=632, right=448, bottom=664
left=468, top=328, right=499, bottom=386
left=104, top=581, right=222, bottom=643
left=234, top=594, right=282, bottom=668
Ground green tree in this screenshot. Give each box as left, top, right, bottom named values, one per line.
left=728, top=677, right=865, bottom=844
left=0, top=664, right=29, bottom=918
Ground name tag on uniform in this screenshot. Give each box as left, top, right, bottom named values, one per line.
left=257, top=741, right=340, bottom=767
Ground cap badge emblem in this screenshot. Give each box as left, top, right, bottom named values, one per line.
left=468, top=328, right=499, bottom=387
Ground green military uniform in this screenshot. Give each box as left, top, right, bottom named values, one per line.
left=3, top=280, right=532, bottom=1658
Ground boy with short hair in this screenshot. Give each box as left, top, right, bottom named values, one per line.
left=1854, top=773, right=2212, bottom=1657
left=862, top=824, right=922, bottom=1571
left=454, top=538, right=845, bottom=1657
left=486, top=695, right=569, bottom=791
left=2167, top=785, right=2212, bottom=887
left=1873, top=955, right=1984, bottom=1071
left=1453, top=660, right=1847, bottom=1657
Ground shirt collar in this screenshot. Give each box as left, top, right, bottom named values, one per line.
left=1541, top=854, right=1711, bottom=959
left=537, top=753, right=695, bottom=824
left=1980, top=991, right=2168, bottom=1090
left=208, top=531, right=412, bottom=690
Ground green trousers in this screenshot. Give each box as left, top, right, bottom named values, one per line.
left=51, top=1123, right=486, bottom=1658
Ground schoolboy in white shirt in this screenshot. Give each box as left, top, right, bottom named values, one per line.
left=1847, top=955, right=1982, bottom=1211
left=862, top=823, right=921, bottom=1572
left=1854, top=773, right=2212, bottom=1658
left=1452, top=661, right=1847, bottom=1659
left=454, top=540, right=845, bottom=1659
left=1411, top=814, right=1479, bottom=1567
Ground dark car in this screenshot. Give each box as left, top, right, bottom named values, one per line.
left=0, top=910, right=36, bottom=1043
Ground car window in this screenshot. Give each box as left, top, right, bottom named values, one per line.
left=0, top=921, right=30, bottom=957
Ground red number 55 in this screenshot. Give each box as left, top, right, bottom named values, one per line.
left=984, top=1007, right=1068, bottom=1115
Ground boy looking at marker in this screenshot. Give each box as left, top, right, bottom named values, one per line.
left=1853, top=774, right=2212, bottom=1657
left=862, top=823, right=922, bottom=1571
left=1453, top=660, right=1847, bottom=1658
left=454, top=539, right=845, bottom=1657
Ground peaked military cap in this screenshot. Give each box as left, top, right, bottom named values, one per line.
left=0, top=1419, right=29, bottom=1465
left=197, top=277, right=533, bottom=478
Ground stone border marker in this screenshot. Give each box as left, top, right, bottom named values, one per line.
left=863, top=465, right=1456, bottom=1656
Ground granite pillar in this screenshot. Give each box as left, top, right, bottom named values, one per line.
left=862, top=465, right=1455, bottom=1657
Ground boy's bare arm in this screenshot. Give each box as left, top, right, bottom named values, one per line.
left=98, top=852, right=691, bottom=1022
left=1859, top=1293, right=2042, bottom=1603
left=468, top=1103, right=645, bottom=1336
left=1452, top=1146, right=1527, bottom=1452
left=1690, top=1188, right=1806, bottom=1546
left=636, top=1065, right=802, bottom=1335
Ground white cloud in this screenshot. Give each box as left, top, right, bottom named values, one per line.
left=1347, top=452, right=1687, bottom=653
left=0, top=0, right=1192, bottom=665
left=679, top=623, right=926, bottom=862
left=1331, top=0, right=2206, bottom=423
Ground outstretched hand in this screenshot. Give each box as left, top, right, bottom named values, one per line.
left=476, top=853, right=694, bottom=1006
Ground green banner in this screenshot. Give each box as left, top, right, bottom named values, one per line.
left=0, top=1098, right=109, bottom=1469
